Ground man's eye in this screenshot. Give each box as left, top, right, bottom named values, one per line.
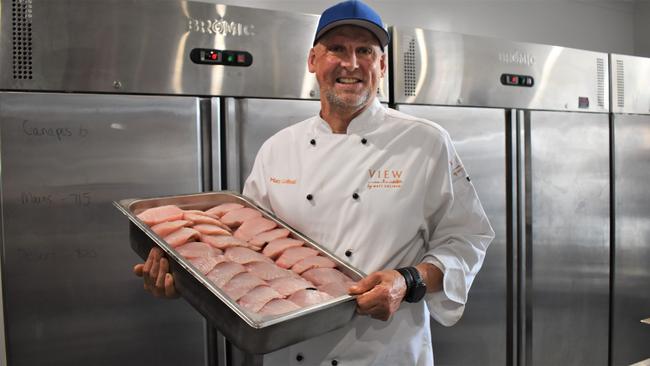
left=358, top=48, right=373, bottom=56
left=329, top=46, right=345, bottom=52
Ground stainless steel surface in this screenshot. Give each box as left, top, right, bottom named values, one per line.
left=116, top=191, right=365, bottom=354
left=528, top=111, right=610, bottom=366
left=223, top=98, right=321, bottom=191
left=610, top=54, right=650, bottom=114
left=395, top=105, right=507, bottom=366
left=391, top=27, right=609, bottom=113
left=0, top=0, right=388, bottom=101
left=612, top=113, right=650, bottom=366
left=0, top=92, right=206, bottom=366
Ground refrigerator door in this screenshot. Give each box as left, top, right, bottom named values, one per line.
left=526, top=111, right=609, bottom=366
left=221, top=97, right=321, bottom=191
left=0, top=92, right=206, bottom=366
left=611, top=114, right=650, bottom=366
left=395, top=105, right=508, bottom=366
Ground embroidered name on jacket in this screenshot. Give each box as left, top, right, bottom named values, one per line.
left=270, top=177, right=296, bottom=185
left=367, top=169, right=403, bottom=189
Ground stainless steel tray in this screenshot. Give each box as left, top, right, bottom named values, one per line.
left=114, top=191, right=365, bottom=354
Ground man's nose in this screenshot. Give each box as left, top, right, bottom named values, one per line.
left=340, top=51, right=358, bottom=71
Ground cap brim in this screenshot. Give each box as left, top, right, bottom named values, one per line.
left=314, top=19, right=389, bottom=48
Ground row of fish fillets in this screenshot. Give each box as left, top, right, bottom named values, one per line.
left=137, top=203, right=356, bottom=317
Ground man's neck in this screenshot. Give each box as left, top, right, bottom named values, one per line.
left=320, top=102, right=370, bottom=134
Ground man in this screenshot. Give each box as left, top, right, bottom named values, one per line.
left=135, top=1, right=494, bottom=364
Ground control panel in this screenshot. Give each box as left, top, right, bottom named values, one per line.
left=190, top=48, right=253, bottom=67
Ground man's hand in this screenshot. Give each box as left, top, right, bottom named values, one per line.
left=133, top=247, right=179, bottom=299
left=348, top=269, right=407, bottom=321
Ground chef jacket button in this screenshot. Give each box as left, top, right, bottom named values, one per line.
left=296, top=353, right=304, bottom=362
left=306, top=194, right=313, bottom=201
left=331, top=360, right=339, bottom=366
left=352, top=193, right=359, bottom=200
left=345, top=250, right=352, bottom=257
left=310, top=139, right=316, bottom=146
left=361, top=138, right=367, bottom=144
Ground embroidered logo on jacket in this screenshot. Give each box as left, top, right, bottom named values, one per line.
left=270, top=177, right=297, bottom=185
left=367, top=169, right=403, bottom=189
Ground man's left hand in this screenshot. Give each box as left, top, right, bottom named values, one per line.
left=348, top=269, right=407, bottom=321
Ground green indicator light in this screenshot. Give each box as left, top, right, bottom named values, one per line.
left=227, top=55, right=235, bottom=62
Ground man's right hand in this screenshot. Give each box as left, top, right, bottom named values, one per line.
left=133, top=247, right=179, bottom=299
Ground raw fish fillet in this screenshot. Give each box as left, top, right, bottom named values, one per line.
left=184, top=212, right=232, bottom=232
left=205, top=203, right=244, bottom=218
left=245, top=261, right=294, bottom=281
left=263, top=238, right=305, bottom=259
left=288, top=289, right=334, bottom=307
left=193, top=224, right=232, bottom=236
left=163, top=227, right=201, bottom=248
left=249, top=228, right=290, bottom=246
left=137, top=205, right=184, bottom=226
left=175, top=241, right=222, bottom=258
left=225, top=246, right=273, bottom=264
left=184, top=209, right=219, bottom=219
left=302, top=268, right=355, bottom=287
left=234, top=217, right=277, bottom=241
left=268, top=276, right=314, bottom=297
left=291, top=256, right=337, bottom=274
left=318, top=281, right=354, bottom=297
left=238, top=286, right=283, bottom=313
left=223, top=272, right=267, bottom=301
left=258, top=298, right=301, bottom=316
left=206, top=261, right=247, bottom=287
left=151, top=220, right=190, bottom=237
left=276, top=247, right=319, bottom=269
left=201, top=234, right=259, bottom=251
left=220, top=208, right=262, bottom=228
left=188, top=256, right=223, bottom=274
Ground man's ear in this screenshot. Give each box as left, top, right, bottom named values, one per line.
left=379, top=52, right=387, bottom=78
left=307, top=48, right=316, bottom=73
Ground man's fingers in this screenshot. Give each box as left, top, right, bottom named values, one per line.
left=156, top=257, right=169, bottom=288
left=349, top=273, right=382, bottom=295
left=133, top=263, right=144, bottom=277
left=164, top=273, right=179, bottom=298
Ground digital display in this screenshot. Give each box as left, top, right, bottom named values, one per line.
left=501, top=73, right=534, bottom=87
left=190, top=48, right=253, bottom=67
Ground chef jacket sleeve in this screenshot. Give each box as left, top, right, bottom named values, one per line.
left=242, top=142, right=273, bottom=212
left=421, top=129, right=495, bottom=327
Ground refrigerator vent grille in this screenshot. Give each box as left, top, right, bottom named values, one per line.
left=11, top=0, right=33, bottom=80
left=616, top=60, right=624, bottom=108
left=596, top=58, right=605, bottom=107
left=403, top=38, right=417, bottom=96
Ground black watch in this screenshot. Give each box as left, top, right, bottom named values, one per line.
left=397, top=266, right=427, bottom=303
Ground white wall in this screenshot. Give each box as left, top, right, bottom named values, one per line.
left=219, top=0, right=635, bottom=54
left=634, top=0, right=650, bottom=57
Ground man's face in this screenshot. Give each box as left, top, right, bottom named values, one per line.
left=308, top=25, right=386, bottom=114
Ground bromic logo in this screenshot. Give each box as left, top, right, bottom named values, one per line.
left=188, top=18, right=256, bottom=36
left=367, top=169, right=403, bottom=189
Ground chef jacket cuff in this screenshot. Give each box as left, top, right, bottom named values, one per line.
left=422, top=255, right=467, bottom=327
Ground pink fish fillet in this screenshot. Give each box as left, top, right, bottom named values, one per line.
left=175, top=242, right=223, bottom=258
left=249, top=228, right=290, bottom=246
left=188, top=256, right=224, bottom=275
left=318, top=281, right=355, bottom=297
left=258, top=298, right=301, bottom=316
left=201, top=234, right=260, bottom=251
left=137, top=205, right=185, bottom=226
left=193, top=224, right=232, bottom=236
left=302, top=268, right=355, bottom=287
left=205, top=203, right=244, bottom=218
left=234, top=217, right=277, bottom=241
left=183, top=212, right=232, bottom=232
left=220, top=208, right=262, bottom=228
left=163, top=227, right=201, bottom=248
left=225, top=246, right=273, bottom=264
left=291, top=256, right=337, bottom=274
left=288, top=289, right=334, bottom=307
left=206, top=261, right=247, bottom=288
left=267, top=276, right=315, bottom=297
left=238, top=286, right=283, bottom=313
left=245, top=261, right=294, bottom=281
left=184, top=209, right=219, bottom=219
left=223, top=272, right=267, bottom=301
left=276, top=247, right=319, bottom=269
left=262, top=238, right=305, bottom=259
left=151, top=220, right=191, bottom=237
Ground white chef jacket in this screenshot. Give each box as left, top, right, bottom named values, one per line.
left=243, top=98, right=494, bottom=366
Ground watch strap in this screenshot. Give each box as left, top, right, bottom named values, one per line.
left=396, top=267, right=415, bottom=300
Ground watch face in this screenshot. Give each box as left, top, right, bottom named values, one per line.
left=409, top=282, right=427, bottom=302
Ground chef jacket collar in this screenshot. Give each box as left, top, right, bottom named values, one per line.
left=315, top=98, right=384, bottom=135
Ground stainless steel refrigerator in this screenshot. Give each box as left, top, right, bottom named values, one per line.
left=391, top=27, right=610, bottom=366
left=609, top=53, right=650, bottom=366
left=0, top=1, right=392, bottom=365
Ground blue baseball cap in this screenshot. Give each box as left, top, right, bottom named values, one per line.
left=313, top=0, right=390, bottom=50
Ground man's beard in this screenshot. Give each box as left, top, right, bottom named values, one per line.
left=324, top=89, right=369, bottom=111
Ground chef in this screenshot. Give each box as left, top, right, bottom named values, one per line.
left=135, top=0, right=494, bottom=364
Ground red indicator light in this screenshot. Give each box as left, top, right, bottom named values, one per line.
left=237, top=54, right=246, bottom=63
left=211, top=53, right=218, bottom=60
left=510, top=76, right=519, bottom=84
